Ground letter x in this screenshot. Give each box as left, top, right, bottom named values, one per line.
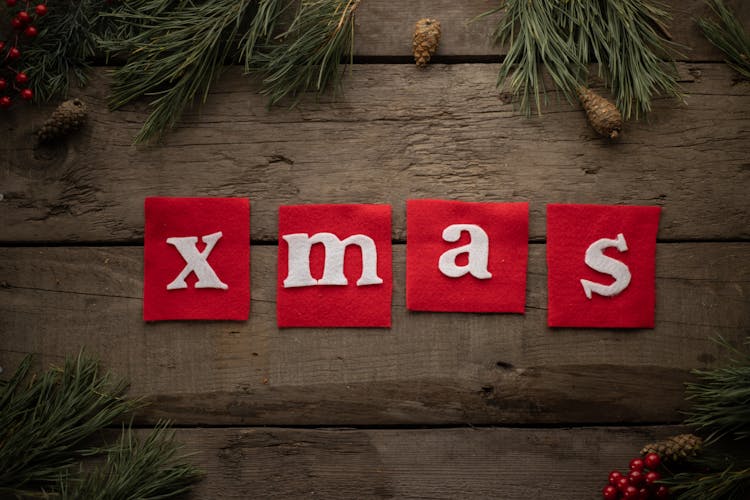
left=166, top=231, right=229, bottom=290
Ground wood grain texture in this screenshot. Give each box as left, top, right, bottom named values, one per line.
left=352, top=0, right=747, bottom=61
left=1, top=63, right=748, bottom=243
left=170, top=426, right=684, bottom=499
left=1, top=244, right=747, bottom=425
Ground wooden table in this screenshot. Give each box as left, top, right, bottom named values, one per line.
left=2, top=1, right=749, bottom=498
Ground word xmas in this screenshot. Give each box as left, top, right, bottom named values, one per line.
left=143, top=198, right=661, bottom=329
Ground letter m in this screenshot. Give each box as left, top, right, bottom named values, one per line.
left=283, top=232, right=384, bottom=288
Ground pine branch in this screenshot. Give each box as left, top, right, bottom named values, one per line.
left=698, top=0, right=750, bottom=79
left=256, top=0, right=360, bottom=106
left=659, top=466, right=750, bottom=500
left=0, top=353, right=141, bottom=490
left=20, top=0, right=111, bottom=102
left=99, top=0, right=281, bottom=143
left=683, top=336, right=750, bottom=444
left=58, top=421, right=202, bottom=500
left=478, top=0, right=585, bottom=116
left=476, top=0, right=683, bottom=119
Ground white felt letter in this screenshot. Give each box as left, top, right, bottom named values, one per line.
left=166, top=231, right=229, bottom=290
left=580, top=233, right=631, bottom=299
left=438, top=224, right=492, bottom=279
left=283, top=232, right=384, bottom=288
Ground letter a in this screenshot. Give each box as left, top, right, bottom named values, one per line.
left=438, top=224, right=492, bottom=279
left=283, top=232, right=384, bottom=288
left=166, top=231, right=229, bottom=290
left=580, top=233, right=631, bottom=299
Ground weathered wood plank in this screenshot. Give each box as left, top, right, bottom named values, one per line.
left=172, top=426, right=684, bottom=499
left=353, top=0, right=747, bottom=62
left=1, top=244, right=747, bottom=425
left=1, top=63, right=748, bottom=243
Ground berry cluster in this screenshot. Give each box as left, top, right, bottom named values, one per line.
left=602, top=453, right=670, bottom=499
left=1, top=0, right=48, bottom=109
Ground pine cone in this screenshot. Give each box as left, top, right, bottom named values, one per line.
left=36, top=98, right=88, bottom=143
left=413, top=18, right=441, bottom=67
left=577, top=86, right=622, bottom=140
left=641, top=434, right=703, bottom=463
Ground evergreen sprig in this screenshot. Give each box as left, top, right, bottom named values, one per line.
left=100, top=0, right=283, bottom=143
left=0, top=353, right=139, bottom=491
left=683, top=336, right=750, bottom=444
left=660, top=466, right=750, bottom=500
left=256, top=0, right=360, bottom=106
left=698, top=0, right=750, bottom=79
left=17, top=0, right=112, bottom=102
left=476, top=0, right=683, bottom=119
left=0, top=353, right=201, bottom=499
left=59, top=422, right=201, bottom=500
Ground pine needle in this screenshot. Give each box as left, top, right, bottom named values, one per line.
left=99, top=0, right=281, bottom=143
left=698, top=0, right=750, bottom=79
left=0, top=353, right=140, bottom=490
left=59, top=421, right=202, bottom=500
left=256, top=0, right=360, bottom=106
left=476, top=0, right=683, bottom=119
left=0, top=353, right=201, bottom=499
left=683, top=336, right=750, bottom=444
left=23, top=0, right=112, bottom=102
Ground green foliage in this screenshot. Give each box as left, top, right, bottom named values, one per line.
left=658, top=336, right=750, bottom=499
left=0, top=353, right=201, bottom=499
left=698, top=0, right=750, bottom=79
left=684, top=336, right=750, bottom=443
left=0, top=353, right=139, bottom=490
left=660, top=466, right=750, bottom=500
left=257, top=0, right=360, bottom=106
left=99, top=0, right=281, bottom=143
left=20, top=0, right=112, bottom=102
left=59, top=422, right=202, bottom=500
left=476, top=0, right=683, bottom=119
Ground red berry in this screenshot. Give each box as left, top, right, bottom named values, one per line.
left=654, top=485, right=670, bottom=498
left=629, top=458, right=645, bottom=471
left=20, top=88, right=33, bottom=101
left=623, top=485, right=638, bottom=499
left=0, top=96, right=11, bottom=108
left=0, top=41, right=4, bottom=51
left=644, top=453, right=661, bottom=470
left=8, top=47, right=21, bottom=59
left=6, top=0, right=17, bottom=6
left=15, top=72, right=28, bottom=84
left=637, top=488, right=650, bottom=500
left=35, top=4, right=48, bottom=16
left=24, top=25, right=38, bottom=38
left=17, top=11, right=31, bottom=24
left=11, top=17, right=23, bottom=29
left=645, top=471, right=661, bottom=485
left=617, top=476, right=631, bottom=492
left=609, top=470, right=624, bottom=486
left=0, top=78, right=6, bottom=91
left=628, top=470, right=644, bottom=486
left=602, top=484, right=619, bottom=500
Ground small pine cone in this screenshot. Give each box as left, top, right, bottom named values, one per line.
left=36, top=98, right=88, bottom=143
left=413, top=18, right=441, bottom=67
left=641, top=434, right=703, bottom=463
left=577, top=86, right=622, bottom=140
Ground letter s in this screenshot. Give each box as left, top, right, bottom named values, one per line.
left=580, top=233, right=631, bottom=299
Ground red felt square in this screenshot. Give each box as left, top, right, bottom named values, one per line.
left=406, top=200, right=529, bottom=312
left=277, top=204, right=392, bottom=328
left=546, top=204, right=661, bottom=328
left=143, top=197, right=250, bottom=321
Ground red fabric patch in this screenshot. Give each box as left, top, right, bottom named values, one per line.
left=406, top=200, right=529, bottom=313
left=546, top=204, right=661, bottom=328
left=277, top=204, right=392, bottom=328
left=143, top=197, right=250, bottom=321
